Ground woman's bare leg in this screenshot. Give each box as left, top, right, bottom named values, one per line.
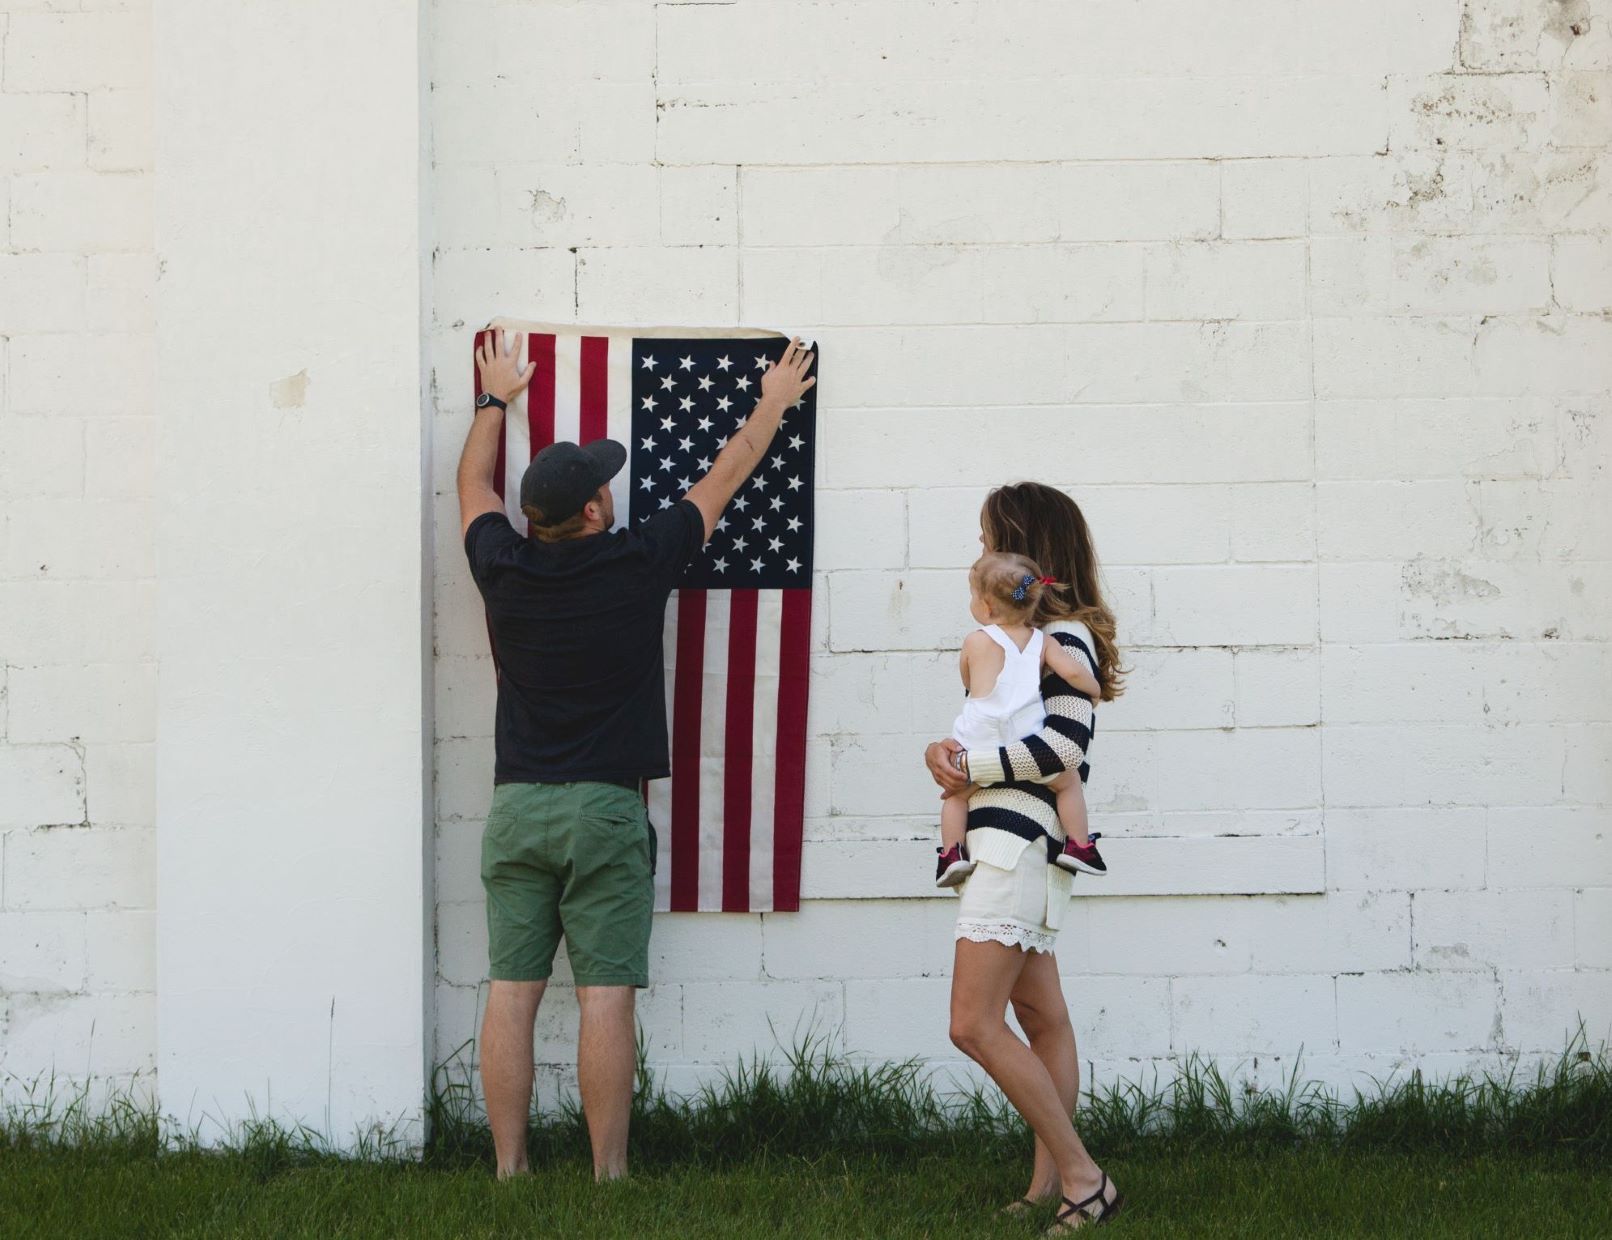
left=950, top=938, right=1105, bottom=1208
left=1010, top=949, right=1081, bottom=1202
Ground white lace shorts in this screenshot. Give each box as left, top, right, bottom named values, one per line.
left=954, top=848, right=1065, bottom=955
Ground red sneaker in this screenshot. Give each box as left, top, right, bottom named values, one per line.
left=1054, top=832, right=1107, bottom=877
left=935, top=843, right=976, bottom=888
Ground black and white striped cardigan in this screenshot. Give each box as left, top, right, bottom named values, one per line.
left=962, top=619, right=1097, bottom=871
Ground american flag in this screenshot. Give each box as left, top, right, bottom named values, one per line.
left=473, top=320, right=816, bottom=913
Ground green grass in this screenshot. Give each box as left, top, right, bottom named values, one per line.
left=5, top=1033, right=1610, bottom=1238
left=5, top=1144, right=1611, bottom=1238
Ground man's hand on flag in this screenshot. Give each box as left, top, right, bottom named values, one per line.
left=475, top=328, right=536, bottom=406
left=759, top=337, right=816, bottom=409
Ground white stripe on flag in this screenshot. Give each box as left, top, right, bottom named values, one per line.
left=553, top=333, right=581, bottom=450
left=605, top=336, right=633, bottom=531
left=748, top=590, right=783, bottom=911
left=503, top=332, right=529, bottom=528
left=698, top=591, right=731, bottom=911
left=650, top=592, right=678, bottom=912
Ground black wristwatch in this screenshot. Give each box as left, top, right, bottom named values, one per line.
left=475, top=393, right=508, bottom=412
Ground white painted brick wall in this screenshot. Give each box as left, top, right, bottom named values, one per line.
left=0, top=1, right=157, bottom=1097
left=423, top=0, right=1612, bottom=1101
left=4, top=0, right=1607, bottom=1115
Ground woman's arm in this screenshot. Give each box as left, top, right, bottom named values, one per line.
left=963, top=631, right=1096, bottom=787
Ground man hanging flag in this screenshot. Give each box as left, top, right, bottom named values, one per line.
left=470, top=319, right=819, bottom=913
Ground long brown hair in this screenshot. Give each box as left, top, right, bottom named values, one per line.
left=980, top=482, right=1127, bottom=701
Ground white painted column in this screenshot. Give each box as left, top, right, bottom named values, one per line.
left=153, top=3, right=430, bottom=1146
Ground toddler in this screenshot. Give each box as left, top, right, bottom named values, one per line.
left=935, top=552, right=1109, bottom=887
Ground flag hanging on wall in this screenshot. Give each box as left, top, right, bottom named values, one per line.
left=473, top=319, right=817, bottom=913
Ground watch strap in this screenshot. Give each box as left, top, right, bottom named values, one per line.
left=477, top=393, right=508, bottom=412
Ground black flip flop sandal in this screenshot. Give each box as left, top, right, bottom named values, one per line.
left=1048, top=1171, right=1124, bottom=1232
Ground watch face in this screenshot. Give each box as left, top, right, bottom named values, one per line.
left=476, top=394, right=492, bottom=407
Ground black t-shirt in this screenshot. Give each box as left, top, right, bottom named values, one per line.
left=463, top=500, right=704, bottom=785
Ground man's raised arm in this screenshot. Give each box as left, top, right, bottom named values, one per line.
left=458, top=329, right=534, bottom=539
left=684, top=337, right=815, bottom=541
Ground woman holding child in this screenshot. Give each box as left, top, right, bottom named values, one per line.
left=922, top=482, right=1126, bottom=1232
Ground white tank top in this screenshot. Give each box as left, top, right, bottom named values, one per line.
left=951, top=625, right=1047, bottom=751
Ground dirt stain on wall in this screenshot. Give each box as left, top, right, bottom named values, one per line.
left=270, top=369, right=310, bottom=409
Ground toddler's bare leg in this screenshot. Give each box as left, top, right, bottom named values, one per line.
left=940, top=785, right=974, bottom=850
left=1048, top=772, right=1090, bottom=848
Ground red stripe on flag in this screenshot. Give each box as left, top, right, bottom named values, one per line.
left=772, top=589, right=812, bottom=911
left=721, top=589, right=759, bottom=912
left=528, top=333, right=556, bottom=452
left=669, top=590, right=707, bottom=912
left=579, top=335, right=608, bottom=443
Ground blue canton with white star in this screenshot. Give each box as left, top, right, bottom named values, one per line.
left=630, top=338, right=817, bottom=590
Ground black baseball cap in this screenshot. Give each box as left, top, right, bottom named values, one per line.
left=519, top=439, right=627, bottom=526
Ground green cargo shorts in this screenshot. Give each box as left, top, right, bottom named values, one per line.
left=480, top=781, right=657, bottom=988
